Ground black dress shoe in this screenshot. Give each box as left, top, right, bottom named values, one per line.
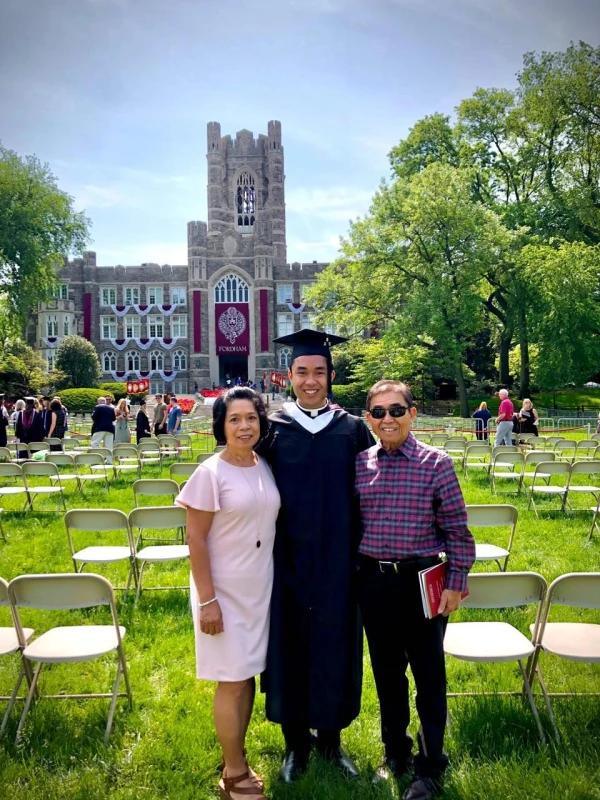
left=319, top=746, right=359, bottom=779
left=402, top=775, right=441, bottom=800
left=373, top=755, right=414, bottom=783
left=279, top=749, right=310, bottom=783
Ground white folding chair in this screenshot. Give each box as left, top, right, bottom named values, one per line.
left=527, top=461, right=570, bottom=517
left=490, top=452, right=524, bottom=494
left=169, top=462, right=198, bottom=483
left=0, top=463, right=29, bottom=511
left=112, top=445, right=141, bottom=480
left=575, top=441, right=599, bottom=461
left=64, top=509, right=137, bottom=593
left=412, top=432, right=431, bottom=444
left=564, top=461, right=600, bottom=511
left=129, top=507, right=189, bottom=601
left=8, top=573, right=132, bottom=743
left=138, top=439, right=162, bottom=468
left=429, top=435, right=448, bottom=447
left=590, top=501, right=600, bottom=540
left=528, top=572, right=600, bottom=741
left=466, top=504, right=517, bottom=571
left=0, top=577, right=34, bottom=733
left=46, top=453, right=81, bottom=492
left=21, top=462, right=67, bottom=513
left=196, top=453, right=214, bottom=464
left=463, top=443, right=492, bottom=478
left=74, top=453, right=110, bottom=487
left=444, top=571, right=548, bottom=743
left=132, top=478, right=179, bottom=508
left=158, top=435, right=180, bottom=459
left=175, top=433, right=194, bottom=458
left=554, top=440, right=578, bottom=464
left=521, top=451, right=556, bottom=485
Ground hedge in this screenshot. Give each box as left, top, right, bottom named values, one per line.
left=331, top=382, right=367, bottom=410
left=99, top=382, right=134, bottom=402
left=58, top=388, right=106, bottom=413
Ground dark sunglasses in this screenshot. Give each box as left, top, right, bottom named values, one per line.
left=370, top=404, right=411, bottom=419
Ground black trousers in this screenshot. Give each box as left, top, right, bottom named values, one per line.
left=357, top=555, right=449, bottom=779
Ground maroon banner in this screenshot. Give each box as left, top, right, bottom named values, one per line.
left=215, top=303, right=249, bottom=355
left=83, top=292, right=92, bottom=340
left=260, top=289, right=269, bottom=352
left=193, top=290, right=202, bottom=352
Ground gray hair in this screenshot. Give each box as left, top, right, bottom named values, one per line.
left=498, top=389, right=509, bottom=399
left=97, top=396, right=106, bottom=405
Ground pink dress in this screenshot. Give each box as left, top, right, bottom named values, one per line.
left=176, top=454, right=280, bottom=681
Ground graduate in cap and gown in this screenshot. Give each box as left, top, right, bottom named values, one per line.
left=40, top=396, right=53, bottom=438
left=257, top=329, right=374, bottom=782
left=15, top=397, right=44, bottom=454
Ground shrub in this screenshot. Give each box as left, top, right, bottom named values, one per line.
left=99, top=382, right=131, bottom=403
left=57, top=388, right=105, bottom=413
left=331, top=382, right=367, bottom=410
left=55, top=336, right=102, bottom=388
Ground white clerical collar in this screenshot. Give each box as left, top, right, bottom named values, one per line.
left=284, top=402, right=336, bottom=434
left=296, top=400, right=330, bottom=418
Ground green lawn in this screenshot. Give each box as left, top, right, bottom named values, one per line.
left=1, top=443, right=600, bottom=800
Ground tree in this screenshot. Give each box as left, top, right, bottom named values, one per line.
left=519, top=241, right=600, bottom=391
left=0, top=339, right=52, bottom=397
left=54, top=336, right=102, bottom=389
left=0, top=144, right=90, bottom=325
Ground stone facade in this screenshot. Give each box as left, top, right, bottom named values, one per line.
left=31, top=122, right=330, bottom=394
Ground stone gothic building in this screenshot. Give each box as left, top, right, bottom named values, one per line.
left=32, top=121, right=330, bottom=395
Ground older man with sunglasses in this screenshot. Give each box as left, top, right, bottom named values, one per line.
left=355, top=380, right=475, bottom=800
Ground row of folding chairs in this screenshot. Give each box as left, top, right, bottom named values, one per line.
left=0, top=573, right=131, bottom=743
left=0, top=434, right=197, bottom=462
left=64, top=506, right=189, bottom=601
left=445, top=570, right=600, bottom=743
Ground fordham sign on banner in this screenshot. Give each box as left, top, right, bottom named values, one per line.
left=215, top=303, right=250, bottom=355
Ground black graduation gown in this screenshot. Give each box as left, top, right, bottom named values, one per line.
left=15, top=411, right=44, bottom=444
left=258, top=406, right=374, bottom=731
left=0, top=411, right=8, bottom=448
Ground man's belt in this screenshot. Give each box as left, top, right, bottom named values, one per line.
left=359, top=554, right=441, bottom=575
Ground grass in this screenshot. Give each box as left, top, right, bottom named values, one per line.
left=1, top=440, right=600, bottom=799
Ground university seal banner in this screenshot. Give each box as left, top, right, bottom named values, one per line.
left=215, top=303, right=250, bottom=355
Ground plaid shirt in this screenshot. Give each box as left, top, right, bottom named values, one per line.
left=355, top=434, right=475, bottom=593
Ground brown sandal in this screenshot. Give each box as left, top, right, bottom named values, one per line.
left=219, top=769, right=266, bottom=800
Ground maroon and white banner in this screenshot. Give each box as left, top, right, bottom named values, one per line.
left=215, top=303, right=249, bottom=355
left=109, top=304, right=179, bottom=317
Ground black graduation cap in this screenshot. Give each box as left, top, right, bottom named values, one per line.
left=24, top=396, right=35, bottom=403
left=273, top=328, right=347, bottom=364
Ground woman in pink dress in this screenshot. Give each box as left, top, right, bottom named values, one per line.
left=176, top=387, right=279, bottom=800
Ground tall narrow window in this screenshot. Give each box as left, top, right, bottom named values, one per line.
left=171, top=315, right=188, bottom=338
left=277, top=313, right=294, bottom=338
left=214, top=274, right=249, bottom=304
left=101, top=316, right=117, bottom=339
left=148, top=315, right=164, bottom=338
left=236, top=172, right=255, bottom=229
left=46, top=316, right=58, bottom=337
left=103, top=351, right=117, bottom=372
left=173, top=349, right=187, bottom=370
left=278, top=347, right=292, bottom=370
left=63, top=318, right=70, bottom=336
left=150, top=350, right=164, bottom=371
left=148, top=286, right=164, bottom=305
left=124, top=286, right=140, bottom=306
left=126, top=351, right=140, bottom=372
left=101, top=287, right=116, bottom=306
left=126, top=316, right=141, bottom=339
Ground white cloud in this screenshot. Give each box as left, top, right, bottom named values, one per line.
left=99, top=241, right=188, bottom=266
left=286, top=186, right=372, bottom=222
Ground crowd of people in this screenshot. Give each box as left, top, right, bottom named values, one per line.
left=177, top=328, right=476, bottom=800
left=472, top=391, right=541, bottom=443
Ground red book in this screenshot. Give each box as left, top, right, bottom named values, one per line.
left=418, top=561, right=469, bottom=619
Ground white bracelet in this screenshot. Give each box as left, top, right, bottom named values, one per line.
left=198, top=597, right=217, bottom=609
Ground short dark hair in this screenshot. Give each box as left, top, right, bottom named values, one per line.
left=212, top=387, right=269, bottom=443
left=366, top=380, right=414, bottom=410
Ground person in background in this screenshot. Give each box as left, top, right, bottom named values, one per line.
left=355, top=380, right=475, bottom=800
left=135, top=399, right=152, bottom=445
left=16, top=397, right=44, bottom=454
left=472, top=401, right=492, bottom=441
left=114, top=398, right=131, bottom=444
left=91, top=396, right=116, bottom=453
left=596, top=411, right=600, bottom=435
left=10, top=399, right=25, bottom=430
left=176, top=388, right=279, bottom=800
left=55, top=396, right=69, bottom=431
left=0, top=393, right=9, bottom=448
left=167, top=396, right=183, bottom=436
left=40, top=396, right=53, bottom=437
left=105, top=395, right=115, bottom=409
left=153, top=393, right=168, bottom=436
left=47, top=398, right=67, bottom=449
left=495, top=389, right=514, bottom=446
left=516, top=398, right=539, bottom=439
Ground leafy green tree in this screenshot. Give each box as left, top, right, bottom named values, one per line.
left=0, top=144, right=90, bottom=325
left=519, top=241, right=600, bottom=391
left=54, top=336, right=102, bottom=389
left=0, top=339, right=52, bottom=397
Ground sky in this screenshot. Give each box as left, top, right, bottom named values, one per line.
left=1, top=0, right=599, bottom=266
